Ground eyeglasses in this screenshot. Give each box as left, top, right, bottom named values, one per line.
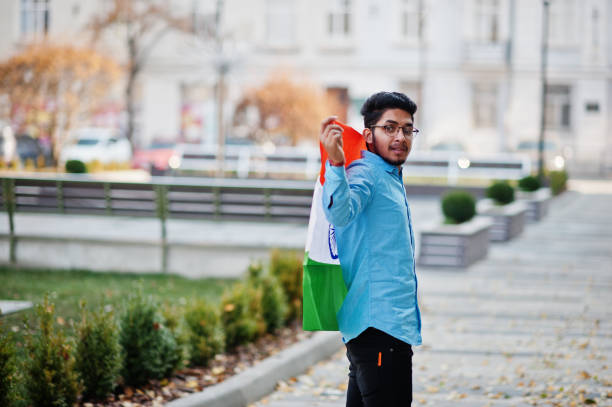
left=370, top=124, right=419, bottom=138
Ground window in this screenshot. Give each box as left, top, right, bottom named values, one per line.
left=474, top=0, right=499, bottom=43
left=265, top=0, right=296, bottom=47
left=398, top=0, right=423, bottom=42
left=473, top=83, right=498, bottom=128
left=545, top=85, right=571, bottom=129
left=547, top=0, right=577, bottom=47
left=20, top=0, right=50, bottom=37
left=326, top=87, right=349, bottom=123
left=327, top=0, right=352, bottom=40
left=191, top=0, right=218, bottom=38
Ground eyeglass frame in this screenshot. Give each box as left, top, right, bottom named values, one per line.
left=370, top=124, right=420, bottom=138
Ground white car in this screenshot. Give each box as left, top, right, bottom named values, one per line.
left=61, top=128, right=132, bottom=164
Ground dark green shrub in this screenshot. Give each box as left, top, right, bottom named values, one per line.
left=161, top=302, right=187, bottom=371
left=75, top=305, right=121, bottom=402
left=24, top=295, right=79, bottom=407
left=441, top=191, right=476, bottom=224
left=247, top=262, right=288, bottom=333
left=184, top=300, right=224, bottom=366
left=65, top=159, right=87, bottom=173
left=549, top=170, right=568, bottom=195
left=220, top=282, right=265, bottom=351
left=0, top=321, right=18, bottom=407
left=119, top=292, right=179, bottom=387
left=269, top=249, right=303, bottom=321
left=486, top=181, right=515, bottom=205
left=518, top=175, right=541, bottom=192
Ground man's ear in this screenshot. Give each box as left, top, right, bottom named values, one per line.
left=363, top=128, right=373, bottom=144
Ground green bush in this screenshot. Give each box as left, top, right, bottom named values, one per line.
left=247, top=262, right=288, bottom=333
left=0, top=321, right=18, bottom=407
left=161, top=302, right=187, bottom=371
left=549, top=170, right=568, bottom=195
left=220, top=282, right=265, bottom=351
left=269, top=249, right=303, bottom=321
left=441, top=190, right=476, bottom=224
left=24, top=295, right=79, bottom=407
left=65, top=159, right=87, bottom=173
left=119, top=292, right=179, bottom=387
left=75, top=305, right=121, bottom=402
left=518, top=175, right=541, bottom=192
left=184, top=300, right=224, bottom=367
left=486, top=181, right=515, bottom=205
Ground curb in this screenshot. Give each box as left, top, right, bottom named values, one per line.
left=166, top=331, right=343, bottom=407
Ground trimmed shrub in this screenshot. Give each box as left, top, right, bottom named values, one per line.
left=269, top=249, right=303, bottom=321
left=486, top=181, right=515, bottom=205
left=220, top=282, right=265, bottom=351
left=119, top=292, right=179, bottom=387
left=75, top=305, right=122, bottom=402
left=24, top=295, right=79, bottom=407
left=441, top=190, right=476, bottom=224
left=161, top=302, right=187, bottom=371
left=518, top=175, right=541, bottom=192
left=247, top=262, right=288, bottom=333
left=184, top=300, right=224, bottom=367
left=65, top=159, right=87, bottom=173
left=549, top=170, right=568, bottom=195
left=0, top=322, right=18, bottom=407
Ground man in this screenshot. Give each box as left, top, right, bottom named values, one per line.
left=320, top=91, right=422, bottom=406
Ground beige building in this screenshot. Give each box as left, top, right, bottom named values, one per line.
left=0, top=0, right=610, bottom=175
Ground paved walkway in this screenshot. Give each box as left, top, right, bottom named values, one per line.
left=251, top=187, right=612, bottom=406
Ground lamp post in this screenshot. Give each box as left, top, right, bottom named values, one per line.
left=538, top=0, right=550, bottom=183
left=214, top=0, right=226, bottom=178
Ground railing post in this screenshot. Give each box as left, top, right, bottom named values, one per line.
left=264, top=188, right=271, bottom=219
left=56, top=181, right=65, bottom=213
left=2, top=178, right=17, bottom=264
left=213, top=186, right=221, bottom=219
left=155, top=184, right=169, bottom=273
left=104, top=183, right=112, bottom=215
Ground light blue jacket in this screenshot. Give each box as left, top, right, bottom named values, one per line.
left=322, top=150, right=422, bottom=345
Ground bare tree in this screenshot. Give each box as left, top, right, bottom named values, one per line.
left=88, top=0, right=190, bottom=149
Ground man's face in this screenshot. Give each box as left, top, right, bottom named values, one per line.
left=364, top=108, right=414, bottom=167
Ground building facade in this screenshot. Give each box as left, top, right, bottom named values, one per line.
left=0, top=0, right=610, bottom=174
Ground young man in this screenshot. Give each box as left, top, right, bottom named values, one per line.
left=320, top=91, right=422, bottom=406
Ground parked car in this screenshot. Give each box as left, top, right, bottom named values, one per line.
left=516, top=140, right=567, bottom=171
left=429, top=141, right=466, bottom=152
left=132, top=141, right=180, bottom=175
left=60, top=128, right=132, bottom=164
left=0, top=121, right=16, bottom=164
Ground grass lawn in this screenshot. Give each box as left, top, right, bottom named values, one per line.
left=0, top=266, right=235, bottom=351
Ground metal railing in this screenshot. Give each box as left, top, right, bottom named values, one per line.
left=175, top=145, right=532, bottom=182
left=0, top=175, right=315, bottom=272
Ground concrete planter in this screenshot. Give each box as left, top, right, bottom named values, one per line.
left=516, top=188, right=551, bottom=222
left=477, top=200, right=528, bottom=242
left=418, top=217, right=493, bottom=268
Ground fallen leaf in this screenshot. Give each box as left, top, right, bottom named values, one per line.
left=577, top=370, right=591, bottom=380
left=212, top=366, right=225, bottom=375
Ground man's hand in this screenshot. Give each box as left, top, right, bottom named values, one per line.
left=320, top=116, right=345, bottom=166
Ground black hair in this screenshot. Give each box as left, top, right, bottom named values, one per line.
left=360, top=91, right=417, bottom=128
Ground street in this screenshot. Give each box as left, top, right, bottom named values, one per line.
left=251, top=187, right=612, bottom=406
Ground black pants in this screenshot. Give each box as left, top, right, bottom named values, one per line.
left=345, top=328, right=413, bottom=407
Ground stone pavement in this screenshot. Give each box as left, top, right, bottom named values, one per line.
left=250, top=188, right=612, bottom=406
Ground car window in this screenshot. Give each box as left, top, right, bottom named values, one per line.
left=77, top=138, right=100, bottom=146
left=108, top=138, right=118, bottom=145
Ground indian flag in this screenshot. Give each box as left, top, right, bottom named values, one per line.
left=302, top=121, right=366, bottom=331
